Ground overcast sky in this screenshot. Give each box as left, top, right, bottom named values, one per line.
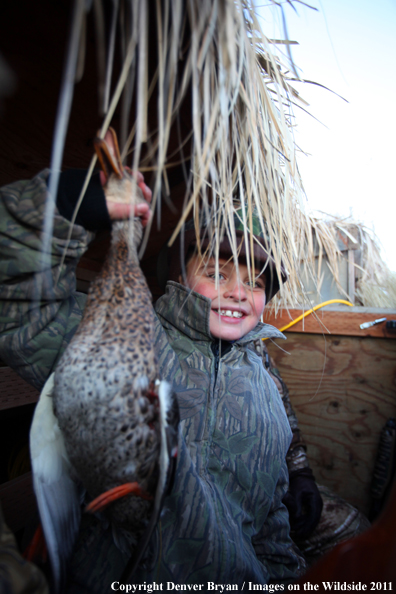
left=257, top=0, right=396, bottom=271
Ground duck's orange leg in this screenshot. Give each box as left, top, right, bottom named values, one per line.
left=85, top=482, right=152, bottom=514
left=23, top=523, right=47, bottom=563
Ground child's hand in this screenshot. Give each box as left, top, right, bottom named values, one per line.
left=96, top=127, right=152, bottom=227
left=106, top=199, right=151, bottom=227
left=101, top=169, right=152, bottom=227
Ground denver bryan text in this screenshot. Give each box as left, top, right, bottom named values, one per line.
left=111, top=583, right=239, bottom=593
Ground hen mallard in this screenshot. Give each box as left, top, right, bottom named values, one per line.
left=30, top=128, right=179, bottom=591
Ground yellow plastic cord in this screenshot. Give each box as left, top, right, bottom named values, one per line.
left=262, top=299, right=354, bottom=340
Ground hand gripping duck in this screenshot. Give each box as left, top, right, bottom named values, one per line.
left=29, top=128, right=179, bottom=591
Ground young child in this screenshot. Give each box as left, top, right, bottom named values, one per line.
left=0, top=163, right=306, bottom=591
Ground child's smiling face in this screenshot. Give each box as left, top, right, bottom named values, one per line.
left=184, top=256, right=266, bottom=341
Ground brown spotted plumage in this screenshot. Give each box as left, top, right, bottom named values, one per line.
left=54, top=208, right=161, bottom=533
left=31, top=129, right=179, bottom=589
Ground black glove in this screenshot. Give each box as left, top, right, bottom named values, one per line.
left=283, top=467, right=323, bottom=540
left=56, top=169, right=111, bottom=231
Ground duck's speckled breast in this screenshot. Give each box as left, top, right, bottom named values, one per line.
left=53, top=227, right=160, bottom=534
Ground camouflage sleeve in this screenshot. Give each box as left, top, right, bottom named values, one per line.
left=0, top=170, right=94, bottom=390
left=261, top=343, right=310, bottom=473
left=0, top=503, right=49, bottom=594
left=252, top=460, right=307, bottom=582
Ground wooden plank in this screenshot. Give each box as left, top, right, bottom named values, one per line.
left=264, top=307, right=396, bottom=338
left=267, top=333, right=396, bottom=515
left=0, top=472, right=37, bottom=533
left=0, top=368, right=39, bottom=411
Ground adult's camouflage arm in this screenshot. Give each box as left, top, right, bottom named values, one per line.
left=0, top=170, right=93, bottom=390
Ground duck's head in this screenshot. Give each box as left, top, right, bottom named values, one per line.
left=94, top=127, right=146, bottom=247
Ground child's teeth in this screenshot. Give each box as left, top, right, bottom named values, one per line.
left=218, top=309, right=242, bottom=318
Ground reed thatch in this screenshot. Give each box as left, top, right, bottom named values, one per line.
left=41, top=0, right=328, bottom=305
left=46, top=0, right=394, bottom=312
left=42, top=0, right=395, bottom=313
left=352, top=223, right=396, bottom=308
left=270, top=213, right=396, bottom=310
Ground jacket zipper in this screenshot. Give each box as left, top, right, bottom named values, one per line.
left=212, top=340, right=220, bottom=383
left=211, top=340, right=233, bottom=384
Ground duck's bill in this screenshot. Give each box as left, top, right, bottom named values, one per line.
left=93, top=127, right=124, bottom=181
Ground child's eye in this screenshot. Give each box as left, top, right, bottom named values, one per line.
left=245, top=279, right=265, bottom=290
left=207, top=272, right=226, bottom=281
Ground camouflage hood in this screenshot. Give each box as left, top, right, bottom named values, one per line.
left=155, top=280, right=286, bottom=345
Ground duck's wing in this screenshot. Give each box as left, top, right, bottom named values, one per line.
left=30, top=373, right=82, bottom=593
left=120, top=380, right=179, bottom=581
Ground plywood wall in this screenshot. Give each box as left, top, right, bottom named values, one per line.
left=267, top=332, right=396, bottom=515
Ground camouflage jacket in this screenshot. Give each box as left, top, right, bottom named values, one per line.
left=0, top=170, right=93, bottom=389
left=145, top=282, right=305, bottom=585
left=0, top=172, right=305, bottom=589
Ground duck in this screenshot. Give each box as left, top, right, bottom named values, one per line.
left=29, top=128, right=179, bottom=591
